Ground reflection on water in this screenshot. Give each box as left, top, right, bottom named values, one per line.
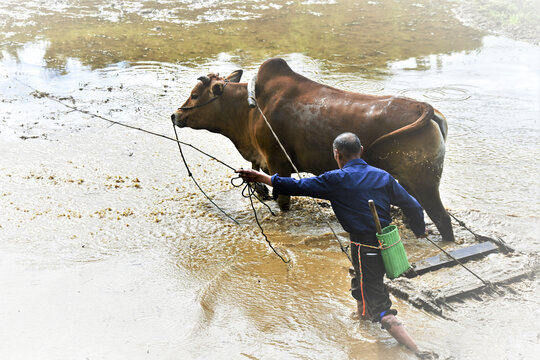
left=0, top=0, right=483, bottom=73
left=0, top=0, right=539, bottom=359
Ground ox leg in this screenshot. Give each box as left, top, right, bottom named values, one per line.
left=366, top=122, right=455, bottom=242
left=410, top=184, right=454, bottom=242
left=250, top=162, right=270, bottom=200
left=387, top=174, right=454, bottom=242
left=252, top=183, right=270, bottom=200
left=277, top=194, right=291, bottom=211
left=268, top=165, right=291, bottom=211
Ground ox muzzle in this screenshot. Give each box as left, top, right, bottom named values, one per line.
left=171, top=79, right=234, bottom=128
left=171, top=111, right=186, bottom=128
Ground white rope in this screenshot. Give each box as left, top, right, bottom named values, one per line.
left=252, top=100, right=352, bottom=262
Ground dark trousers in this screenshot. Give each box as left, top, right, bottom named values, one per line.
left=350, top=233, right=396, bottom=321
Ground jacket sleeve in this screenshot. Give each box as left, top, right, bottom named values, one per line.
left=389, top=178, right=426, bottom=236
left=271, top=173, right=334, bottom=200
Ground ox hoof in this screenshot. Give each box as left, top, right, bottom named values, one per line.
left=277, top=195, right=290, bottom=211
left=252, top=182, right=270, bottom=200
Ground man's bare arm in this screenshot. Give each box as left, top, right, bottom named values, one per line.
left=236, top=169, right=272, bottom=186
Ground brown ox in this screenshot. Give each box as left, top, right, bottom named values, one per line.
left=171, top=58, right=454, bottom=242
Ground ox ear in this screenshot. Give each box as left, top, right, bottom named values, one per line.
left=211, top=82, right=224, bottom=96
left=197, top=75, right=211, bottom=86
left=226, top=70, right=243, bottom=83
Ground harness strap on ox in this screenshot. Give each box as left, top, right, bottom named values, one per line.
left=179, top=79, right=229, bottom=111
left=247, top=75, right=257, bottom=108
left=246, top=75, right=353, bottom=263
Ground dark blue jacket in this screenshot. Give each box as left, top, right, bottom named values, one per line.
left=271, top=158, right=425, bottom=236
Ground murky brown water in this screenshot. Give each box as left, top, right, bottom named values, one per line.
left=0, top=1, right=539, bottom=359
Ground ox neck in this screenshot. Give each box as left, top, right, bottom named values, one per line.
left=215, top=82, right=251, bottom=139
left=213, top=82, right=262, bottom=165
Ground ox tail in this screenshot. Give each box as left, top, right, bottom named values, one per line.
left=365, top=102, right=437, bottom=152
left=433, top=109, right=448, bottom=141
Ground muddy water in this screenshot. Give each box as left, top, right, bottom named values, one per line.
left=0, top=1, right=539, bottom=359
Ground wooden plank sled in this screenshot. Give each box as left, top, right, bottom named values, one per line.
left=432, top=264, right=533, bottom=303
left=406, top=242, right=499, bottom=277
left=385, top=252, right=536, bottom=317
left=387, top=266, right=533, bottom=311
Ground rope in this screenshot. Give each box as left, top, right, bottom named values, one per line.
left=424, top=235, right=490, bottom=286
left=173, top=123, right=289, bottom=262
left=351, top=237, right=403, bottom=251
left=448, top=211, right=487, bottom=240
left=173, top=121, right=289, bottom=262
left=448, top=211, right=514, bottom=253
left=14, top=76, right=291, bottom=262
left=13, top=77, right=236, bottom=171
left=231, top=176, right=290, bottom=263
left=172, top=123, right=239, bottom=225
left=252, top=101, right=352, bottom=263
left=231, top=176, right=275, bottom=216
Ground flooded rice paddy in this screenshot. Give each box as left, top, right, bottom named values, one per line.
left=0, top=1, right=539, bottom=359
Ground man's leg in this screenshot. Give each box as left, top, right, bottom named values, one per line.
left=350, top=242, right=370, bottom=319
left=358, top=247, right=421, bottom=354
left=381, top=313, right=418, bottom=353
left=355, top=300, right=370, bottom=320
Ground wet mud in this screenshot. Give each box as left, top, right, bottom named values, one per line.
left=1, top=1, right=539, bottom=359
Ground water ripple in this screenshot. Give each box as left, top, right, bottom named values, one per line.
left=399, top=84, right=475, bottom=101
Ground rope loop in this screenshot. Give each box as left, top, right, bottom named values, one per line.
left=172, top=123, right=239, bottom=225
left=230, top=176, right=289, bottom=263
left=230, top=175, right=245, bottom=188
left=448, top=211, right=513, bottom=253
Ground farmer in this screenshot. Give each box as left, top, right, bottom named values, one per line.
left=236, top=132, right=426, bottom=354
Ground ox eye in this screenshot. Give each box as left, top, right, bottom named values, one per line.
left=191, top=94, right=199, bottom=100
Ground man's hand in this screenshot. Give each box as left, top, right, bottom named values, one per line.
left=236, top=168, right=272, bottom=186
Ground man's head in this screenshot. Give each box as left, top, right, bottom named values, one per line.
left=333, top=132, right=363, bottom=168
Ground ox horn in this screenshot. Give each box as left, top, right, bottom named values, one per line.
left=197, top=76, right=211, bottom=85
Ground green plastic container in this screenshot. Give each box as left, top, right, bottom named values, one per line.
left=376, top=225, right=410, bottom=279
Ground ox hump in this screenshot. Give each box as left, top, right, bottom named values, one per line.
left=258, top=58, right=295, bottom=80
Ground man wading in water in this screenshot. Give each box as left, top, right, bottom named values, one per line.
left=237, top=132, right=426, bottom=355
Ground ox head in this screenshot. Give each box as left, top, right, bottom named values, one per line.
left=171, top=70, right=243, bottom=131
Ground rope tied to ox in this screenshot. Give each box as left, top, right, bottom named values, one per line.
left=172, top=123, right=239, bottom=226
left=448, top=211, right=514, bottom=253
left=13, top=75, right=291, bottom=264
left=230, top=176, right=290, bottom=263
left=172, top=122, right=290, bottom=263
left=249, top=98, right=352, bottom=263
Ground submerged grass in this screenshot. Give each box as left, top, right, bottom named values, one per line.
left=454, top=0, right=540, bottom=44
left=0, top=0, right=483, bottom=74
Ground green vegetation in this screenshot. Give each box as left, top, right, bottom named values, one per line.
left=0, top=0, right=483, bottom=75
left=455, top=0, right=539, bottom=43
